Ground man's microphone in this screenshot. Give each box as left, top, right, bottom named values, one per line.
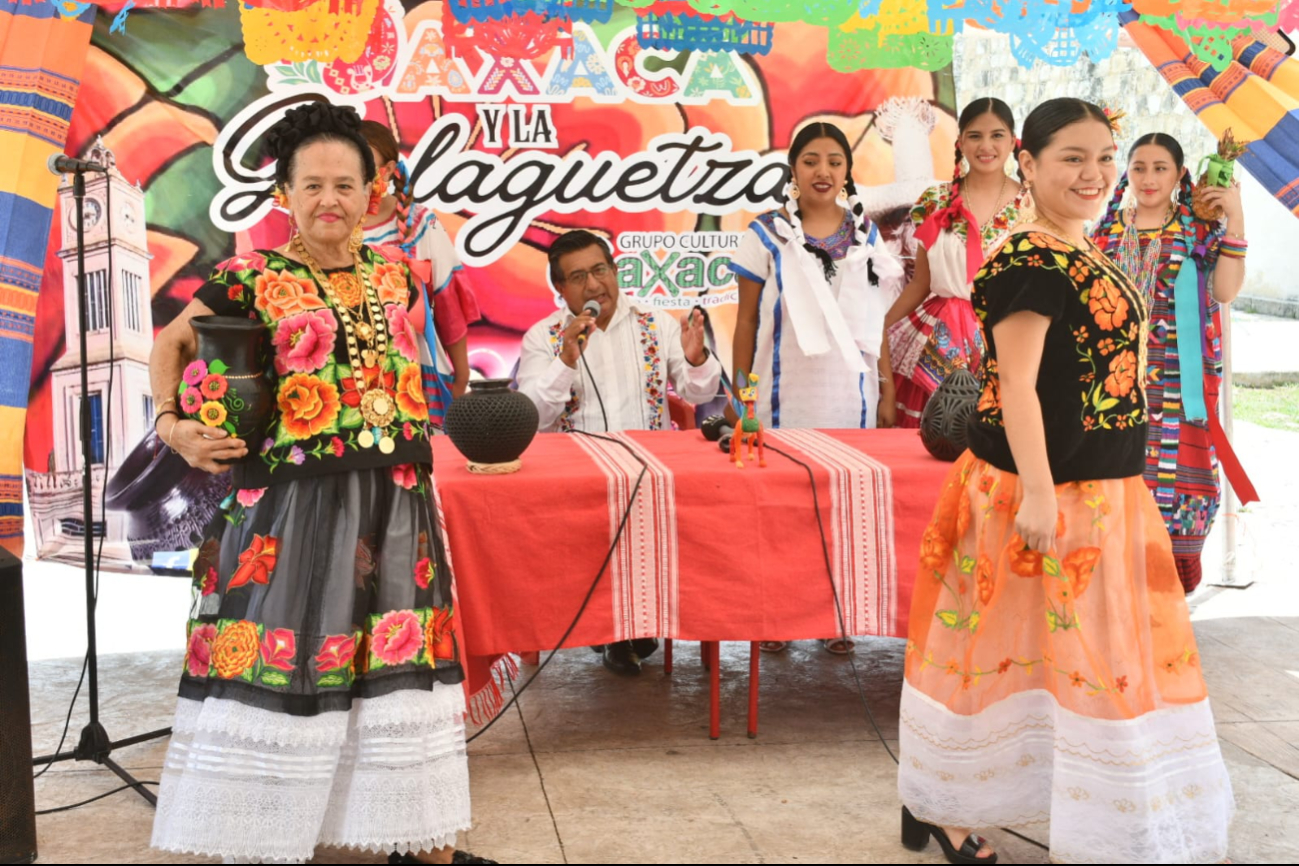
left=575, top=299, right=601, bottom=346
left=47, top=153, right=109, bottom=175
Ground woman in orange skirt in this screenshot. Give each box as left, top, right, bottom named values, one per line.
left=897, top=98, right=1233, bottom=864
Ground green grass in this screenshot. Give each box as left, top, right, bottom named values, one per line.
left=1233, top=385, right=1299, bottom=433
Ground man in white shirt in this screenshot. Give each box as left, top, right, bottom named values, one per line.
left=517, top=230, right=722, bottom=674
left=518, top=230, right=722, bottom=434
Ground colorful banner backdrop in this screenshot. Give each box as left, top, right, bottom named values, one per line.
left=21, top=0, right=959, bottom=570
left=0, top=0, right=95, bottom=556
left=1125, top=11, right=1299, bottom=217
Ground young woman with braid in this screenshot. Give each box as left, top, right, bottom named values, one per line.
left=1091, top=133, right=1250, bottom=594
left=729, top=120, right=904, bottom=654
left=359, top=120, right=479, bottom=401
left=886, top=98, right=1026, bottom=427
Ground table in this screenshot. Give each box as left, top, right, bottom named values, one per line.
left=431, top=428, right=951, bottom=727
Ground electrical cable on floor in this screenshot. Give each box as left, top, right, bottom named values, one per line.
left=466, top=430, right=646, bottom=743
left=34, top=780, right=159, bottom=816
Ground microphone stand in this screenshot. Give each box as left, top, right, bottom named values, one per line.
left=30, top=166, right=170, bottom=806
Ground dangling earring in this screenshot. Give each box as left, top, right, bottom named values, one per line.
left=838, top=186, right=849, bottom=202
left=789, top=183, right=801, bottom=201
left=350, top=222, right=364, bottom=254
left=272, top=185, right=288, bottom=209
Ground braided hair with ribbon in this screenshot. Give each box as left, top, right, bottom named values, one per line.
left=358, top=120, right=423, bottom=254
left=783, top=121, right=878, bottom=285
left=915, top=97, right=1017, bottom=287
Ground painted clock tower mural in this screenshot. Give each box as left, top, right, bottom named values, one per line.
left=26, top=139, right=155, bottom=568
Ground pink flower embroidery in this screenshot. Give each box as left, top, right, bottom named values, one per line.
left=330, top=436, right=345, bottom=457
left=370, top=609, right=422, bottom=666
left=215, top=251, right=267, bottom=273
left=200, top=568, right=218, bottom=596
left=385, top=305, right=420, bottom=362
left=315, top=634, right=358, bottom=672
left=235, top=487, right=266, bottom=508
left=414, top=556, right=433, bottom=590
left=186, top=623, right=217, bottom=678
left=259, top=628, right=297, bottom=672
left=391, top=463, right=419, bottom=490
left=180, top=387, right=203, bottom=415
left=272, top=309, right=337, bottom=375
left=182, top=360, right=208, bottom=387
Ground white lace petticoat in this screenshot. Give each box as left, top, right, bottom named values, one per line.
left=151, top=683, right=471, bottom=862
left=897, top=683, right=1234, bottom=864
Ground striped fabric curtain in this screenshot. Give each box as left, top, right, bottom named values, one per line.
left=1123, top=11, right=1299, bottom=219
left=0, top=0, right=95, bottom=555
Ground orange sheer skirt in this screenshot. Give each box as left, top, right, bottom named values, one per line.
left=898, top=452, right=1233, bottom=863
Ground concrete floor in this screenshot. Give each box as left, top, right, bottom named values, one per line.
left=22, top=619, right=1299, bottom=864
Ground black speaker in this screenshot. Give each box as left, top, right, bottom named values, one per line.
left=0, top=547, right=37, bottom=864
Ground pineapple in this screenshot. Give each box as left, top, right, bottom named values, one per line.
left=1192, top=128, right=1249, bottom=221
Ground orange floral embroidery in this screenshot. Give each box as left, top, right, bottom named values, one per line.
left=1025, top=231, right=1073, bottom=254
left=1062, top=547, right=1101, bottom=600
left=919, top=526, right=953, bottom=576
left=371, top=262, right=409, bottom=306
left=1104, top=350, right=1138, bottom=398
left=1006, top=534, right=1044, bottom=577
left=254, top=269, right=326, bottom=321
left=976, top=555, right=995, bottom=604
left=278, top=373, right=341, bottom=439
left=396, top=364, right=428, bottom=420
left=212, top=620, right=260, bottom=680
left=1087, top=276, right=1129, bottom=332
left=977, top=375, right=1000, bottom=413
left=955, top=491, right=972, bottom=538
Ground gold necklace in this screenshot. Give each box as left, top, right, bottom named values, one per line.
left=292, top=234, right=396, bottom=453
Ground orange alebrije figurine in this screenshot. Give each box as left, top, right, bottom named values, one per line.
left=729, top=370, right=766, bottom=470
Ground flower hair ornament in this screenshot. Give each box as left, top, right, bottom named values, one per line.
left=1101, top=107, right=1127, bottom=137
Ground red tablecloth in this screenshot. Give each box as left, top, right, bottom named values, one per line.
left=431, top=429, right=949, bottom=718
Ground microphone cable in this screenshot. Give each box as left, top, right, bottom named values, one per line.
left=578, top=350, right=609, bottom=433
left=465, top=429, right=645, bottom=743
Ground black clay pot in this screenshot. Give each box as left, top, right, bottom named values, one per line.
left=920, top=368, right=981, bottom=462
left=106, top=429, right=233, bottom=562
left=180, top=316, right=273, bottom=452
left=443, top=379, right=539, bottom=465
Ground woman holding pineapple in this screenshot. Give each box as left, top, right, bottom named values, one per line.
left=1092, top=131, right=1250, bottom=593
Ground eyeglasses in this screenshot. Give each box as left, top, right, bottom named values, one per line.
left=562, top=262, right=612, bottom=287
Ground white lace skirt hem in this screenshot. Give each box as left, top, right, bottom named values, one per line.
left=151, top=683, right=471, bottom=861
left=898, top=682, right=1233, bottom=864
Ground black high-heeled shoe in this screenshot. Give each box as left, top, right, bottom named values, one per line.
left=388, top=851, right=499, bottom=864
left=901, top=805, right=998, bottom=864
